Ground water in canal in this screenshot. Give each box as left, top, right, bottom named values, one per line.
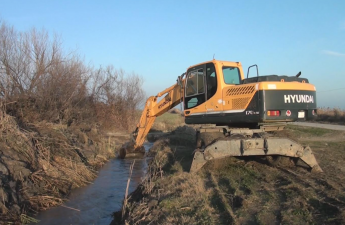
left=33, top=143, right=153, bottom=225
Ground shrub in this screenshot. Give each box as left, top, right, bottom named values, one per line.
left=0, top=21, right=145, bottom=131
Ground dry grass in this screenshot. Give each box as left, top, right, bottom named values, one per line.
left=0, top=105, right=120, bottom=223
left=121, top=140, right=214, bottom=225
left=316, top=107, right=345, bottom=124
left=122, top=160, right=135, bottom=219
left=115, top=125, right=345, bottom=225
left=151, top=112, right=185, bottom=132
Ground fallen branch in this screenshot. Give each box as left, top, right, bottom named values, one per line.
left=60, top=204, right=81, bottom=212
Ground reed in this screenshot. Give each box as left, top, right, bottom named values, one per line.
left=122, top=160, right=136, bottom=219
left=316, top=107, right=345, bottom=124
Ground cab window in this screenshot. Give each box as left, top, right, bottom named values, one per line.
left=223, top=67, right=240, bottom=85
left=185, top=68, right=205, bottom=109
left=186, top=69, right=204, bottom=96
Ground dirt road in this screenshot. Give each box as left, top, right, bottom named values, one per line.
left=292, top=122, right=345, bottom=131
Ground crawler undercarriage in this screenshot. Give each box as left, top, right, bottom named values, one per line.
left=190, top=124, right=322, bottom=172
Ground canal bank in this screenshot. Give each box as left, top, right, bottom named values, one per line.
left=33, top=143, right=152, bottom=225
left=0, top=109, right=126, bottom=224
left=112, top=126, right=345, bottom=225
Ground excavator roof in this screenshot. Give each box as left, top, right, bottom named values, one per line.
left=187, top=59, right=242, bottom=70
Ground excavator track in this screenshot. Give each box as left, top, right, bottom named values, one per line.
left=190, top=125, right=322, bottom=173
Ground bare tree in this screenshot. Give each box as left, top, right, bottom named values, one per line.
left=0, top=23, right=61, bottom=99
left=88, top=66, right=145, bottom=130
left=0, top=20, right=145, bottom=130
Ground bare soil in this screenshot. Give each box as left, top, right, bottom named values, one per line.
left=114, top=125, right=345, bottom=225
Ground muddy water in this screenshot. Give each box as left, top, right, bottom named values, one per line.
left=33, top=143, right=153, bottom=225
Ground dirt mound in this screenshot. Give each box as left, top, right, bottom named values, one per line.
left=0, top=111, right=118, bottom=224
left=168, top=108, right=183, bottom=114
left=112, top=125, right=345, bottom=225
left=147, top=125, right=196, bottom=146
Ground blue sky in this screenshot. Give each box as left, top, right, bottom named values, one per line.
left=2, top=0, right=345, bottom=108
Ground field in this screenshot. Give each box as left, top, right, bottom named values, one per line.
left=116, top=124, right=345, bottom=225
left=316, top=108, right=345, bottom=124
left=151, top=108, right=185, bottom=131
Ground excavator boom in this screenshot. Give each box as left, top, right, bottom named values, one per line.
left=119, top=74, right=185, bottom=158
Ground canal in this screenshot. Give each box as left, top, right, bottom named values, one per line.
left=33, top=143, right=153, bottom=225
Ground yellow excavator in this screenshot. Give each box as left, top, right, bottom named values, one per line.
left=120, top=59, right=322, bottom=172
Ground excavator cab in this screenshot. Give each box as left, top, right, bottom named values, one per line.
left=184, top=61, right=222, bottom=110
left=184, top=60, right=317, bottom=127
left=184, top=60, right=249, bottom=125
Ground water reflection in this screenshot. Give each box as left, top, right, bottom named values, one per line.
left=33, top=143, right=152, bottom=225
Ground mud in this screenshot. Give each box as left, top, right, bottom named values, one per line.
left=113, top=125, right=345, bottom=225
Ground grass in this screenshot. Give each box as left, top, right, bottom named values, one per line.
left=286, top=124, right=335, bottom=137
left=152, top=112, right=185, bottom=132
left=0, top=107, right=121, bottom=224
left=117, top=124, right=345, bottom=225
left=316, top=107, right=345, bottom=124
left=20, top=214, right=40, bottom=224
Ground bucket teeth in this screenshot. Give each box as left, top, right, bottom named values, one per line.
left=299, top=146, right=323, bottom=172
left=190, top=151, right=207, bottom=172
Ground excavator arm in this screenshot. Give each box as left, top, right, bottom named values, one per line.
left=119, top=74, right=185, bottom=157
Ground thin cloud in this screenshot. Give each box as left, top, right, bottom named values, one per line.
left=323, top=50, right=345, bottom=57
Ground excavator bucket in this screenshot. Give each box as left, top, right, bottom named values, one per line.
left=190, top=137, right=322, bottom=173
left=118, top=141, right=145, bottom=159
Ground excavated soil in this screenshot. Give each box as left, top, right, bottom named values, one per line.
left=113, top=125, right=345, bottom=225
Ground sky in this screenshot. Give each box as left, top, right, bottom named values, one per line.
left=1, top=0, right=345, bottom=108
